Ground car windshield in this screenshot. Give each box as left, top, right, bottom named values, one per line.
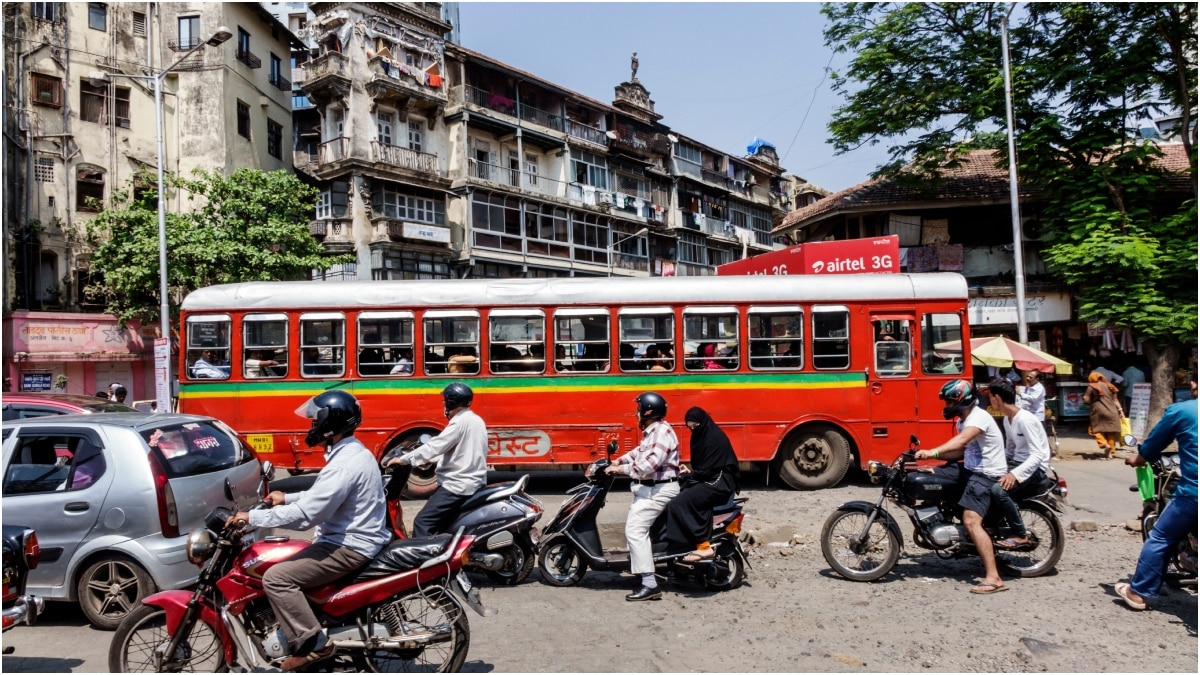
left=141, top=420, right=254, bottom=478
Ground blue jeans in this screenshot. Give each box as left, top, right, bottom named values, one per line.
left=1130, top=493, right=1198, bottom=601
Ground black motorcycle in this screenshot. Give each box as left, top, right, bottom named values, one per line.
left=1125, top=434, right=1197, bottom=587
left=536, top=441, right=748, bottom=591
left=820, top=435, right=1067, bottom=582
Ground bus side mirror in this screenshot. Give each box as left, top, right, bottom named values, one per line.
left=606, top=440, right=619, bottom=457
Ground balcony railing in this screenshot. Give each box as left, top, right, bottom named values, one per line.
left=291, top=67, right=307, bottom=85
left=309, top=220, right=327, bottom=237
left=294, top=149, right=318, bottom=167
left=611, top=125, right=669, bottom=155
left=565, top=119, right=606, bottom=145
left=701, top=167, right=731, bottom=189
left=518, top=102, right=563, bottom=133
left=371, top=141, right=440, bottom=174
left=237, top=49, right=262, bottom=69
left=269, top=72, right=291, bottom=91
left=303, top=51, right=349, bottom=82
left=168, top=36, right=202, bottom=52
left=318, top=137, right=348, bottom=165
left=463, top=85, right=516, bottom=116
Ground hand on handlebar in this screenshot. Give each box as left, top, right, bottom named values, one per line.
left=913, top=449, right=935, bottom=461
left=263, top=490, right=286, bottom=507
left=224, top=511, right=250, bottom=530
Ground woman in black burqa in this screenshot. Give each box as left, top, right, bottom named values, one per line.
left=666, top=407, right=740, bottom=561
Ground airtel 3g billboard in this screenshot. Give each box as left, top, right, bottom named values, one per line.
left=716, top=235, right=900, bottom=277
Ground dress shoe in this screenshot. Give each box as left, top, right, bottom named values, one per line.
left=625, top=585, right=662, bottom=602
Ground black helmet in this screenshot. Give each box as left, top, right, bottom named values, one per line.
left=295, top=390, right=362, bottom=447
left=442, top=382, right=473, bottom=416
left=938, top=379, right=977, bottom=420
left=635, top=391, right=667, bottom=423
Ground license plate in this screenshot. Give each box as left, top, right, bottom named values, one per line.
left=246, top=434, right=274, bottom=455
left=456, top=569, right=472, bottom=594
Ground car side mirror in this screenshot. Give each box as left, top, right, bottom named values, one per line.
left=606, top=440, right=619, bottom=457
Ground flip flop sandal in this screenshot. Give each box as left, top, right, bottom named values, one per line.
left=683, top=549, right=716, bottom=563
left=970, top=582, right=1008, bottom=594
left=1114, top=582, right=1147, bottom=610
left=994, top=537, right=1029, bottom=550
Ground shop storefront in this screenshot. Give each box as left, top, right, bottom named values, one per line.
left=3, top=311, right=154, bottom=400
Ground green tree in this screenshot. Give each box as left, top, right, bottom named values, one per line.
left=86, top=168, right=350, bottom=328
left=823, top=2, right=1197, bottom=422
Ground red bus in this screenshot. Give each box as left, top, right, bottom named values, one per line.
left=177, top=273, right=970, bottom=492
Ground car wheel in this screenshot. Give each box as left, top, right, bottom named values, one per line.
left=77, top=556, right=156, bottom=630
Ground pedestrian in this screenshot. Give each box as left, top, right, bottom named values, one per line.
left=1120, top=358, right=1147, bottom=414
left=1084, top=372, right=1123, bottom=459
left=1114, top=375, right=1197, bottom=611
left=108, top=383, right=127, bottom=403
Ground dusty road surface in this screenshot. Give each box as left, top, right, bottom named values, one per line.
left=3, top=430, right=1195, bottom=672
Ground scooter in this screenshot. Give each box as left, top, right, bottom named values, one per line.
left=381, top=439, right=545, bottom=586
left=535, top=441, right=748, bottom=591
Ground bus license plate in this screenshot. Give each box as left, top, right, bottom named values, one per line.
left=456, top=570, right=472, bottom=594
left=246, top=434, right=274, bottom=455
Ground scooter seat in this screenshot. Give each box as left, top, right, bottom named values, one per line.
left=348, top=534, right=452, bottom=581
left=712, top=494, right=742, bottom=515
left=460, top=481, right=517, bottom=510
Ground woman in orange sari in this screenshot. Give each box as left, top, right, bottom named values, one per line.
left=1084, top=372, right=1123, bottom=459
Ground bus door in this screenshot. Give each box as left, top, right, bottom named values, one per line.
left=918, top=311, right=969, bottom=442
left=867, top=314, right=917, bottom=445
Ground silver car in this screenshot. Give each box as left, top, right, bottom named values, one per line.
left=1, top=413, right=262, bottom=629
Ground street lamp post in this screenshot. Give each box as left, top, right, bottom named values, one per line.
left=90, top=26, right=232, bottom=412
left=607, top=227, right=649, bottom=277
left=1000, top=5, right=1029, bottom=344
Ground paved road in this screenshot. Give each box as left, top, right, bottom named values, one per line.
left=4, top=429, right=1194, bottom=672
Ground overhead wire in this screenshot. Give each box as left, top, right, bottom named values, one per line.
left=780, top=50, right=836, bottom=164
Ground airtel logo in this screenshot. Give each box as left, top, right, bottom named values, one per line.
left=812, top=261, right=825, bottom=273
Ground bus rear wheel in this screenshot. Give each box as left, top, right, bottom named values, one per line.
left=774, top=427, right=851, bottom=490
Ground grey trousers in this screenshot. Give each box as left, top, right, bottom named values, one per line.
left=262, top=542, right=369, bottom=652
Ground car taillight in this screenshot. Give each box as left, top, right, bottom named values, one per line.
left=23, top=531, right=40, bottom=570
left=725, top=513, right=744, bottom=536
left=147, top=451, right=180, bottom=538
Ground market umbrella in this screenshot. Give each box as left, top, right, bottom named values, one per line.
left=968, top=336, right=1073, bottom=374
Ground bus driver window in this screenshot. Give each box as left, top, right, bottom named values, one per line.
left=873, top=319, right=912, bottom=376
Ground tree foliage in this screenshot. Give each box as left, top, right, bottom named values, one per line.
left=823, top=2, right=1197, bottom=418
left=86, top=168, right=349, bottom=326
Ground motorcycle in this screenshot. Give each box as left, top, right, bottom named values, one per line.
left=1124, top=434, right=1197, bottom=587
left=108, top=462, right=487, bottom=673
left=381, top=439, right=545, bottom=586
left=2, top=524, right=44, bottom=646
left=821, top=435, right=1067, bottom=582
left=535, top=441, right=748, bottom=591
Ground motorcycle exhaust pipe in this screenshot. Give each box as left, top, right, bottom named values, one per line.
left=334, top=631, right=450, bottom=650
left=469, top=551, right=506, bottom=570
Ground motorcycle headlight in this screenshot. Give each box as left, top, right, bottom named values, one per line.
left=186, top=528, right=216, bottom=565
left=867, top=461, right=888, bottom=482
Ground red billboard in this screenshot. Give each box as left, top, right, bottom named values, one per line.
left=716, top=235, right=900, bottom=276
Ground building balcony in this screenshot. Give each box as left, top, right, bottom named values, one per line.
left=373, top=218, right=452, bottom=245
left=168, top=36, right=202, bottom=52
left=564, top=119, right=607, bottom=146
left=371, top=141, right=441, bottom=175
left=301, top=51, right=351, bottom=100
left=236, top=49, right=262, bottom=69
left=701, top=167, right=731, bottom=190
left=291, top=67, right=307, bottom=85
left=517, top=102, right=563, bottom=134
left=309, top=220, right=327, bottom=237
left=610, top=125, right=669, bottom=157
left=462, top=84, right=517, bottom=116
left=365, top=56, right=447, bottom=110
left=319, top=137, right=349, bottom=165
left=269, top=72, right=291, bottom=91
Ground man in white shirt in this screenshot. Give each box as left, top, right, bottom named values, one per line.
left=1091, top=364, right=1124, bottom=386
left=915, top=379, right=1009, bottom=594
left=387, top=382, right=488, bottom=537
left=985, top=378, right=1052, bottom=549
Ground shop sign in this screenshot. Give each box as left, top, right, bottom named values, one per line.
left=968, top=293, right=1071, bottom=325
left=13, top=315, right=147, bottom=354
left=22, top=372, right=53, bottom=392
left=402, top=222, right=450, bottom=243
left=716, top=236, right=899, bottom=276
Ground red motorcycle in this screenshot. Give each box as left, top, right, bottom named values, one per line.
left=108, top=462, right=486, bottom=673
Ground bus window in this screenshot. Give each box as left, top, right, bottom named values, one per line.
left=185, top=315, right=231, bottom=380
left=922, top=313, right=965, bottom=375
left=618, top=308, right=673, bottom=372
left=300, top=313, right=345, bottom=378
left=873, top=319, right=912, bottom=377
left=812, top=306, right=850, bottom=370
left=243, top=313, right=288, bottom=378
left=554, top=310, right=610, bottom=373
left=424, top=311, right=480, bottom=375
left=359, top=311, right=414, bottom=376
left=490, top=310, right=545, bottom=374
left=748, top=306, right=803, bottom=370
left=684, top=307, right=738, bottom=371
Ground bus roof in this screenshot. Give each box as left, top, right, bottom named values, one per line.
left=181, top=273, right=968, bottom=312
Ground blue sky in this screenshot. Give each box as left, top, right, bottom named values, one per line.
left=458, top=2, right=891, bottom=193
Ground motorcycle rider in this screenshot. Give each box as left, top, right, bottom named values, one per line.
left=914, top=379, right=1010, bottom=594
left=605, top=391, right=681, bottom=601
left=386, top=382, right=488, bottom=537
left=984, top=378, right=1051, bottom=549
left=1114, top=374, right=1197, bottom=611
left=227, top=390, right=388, bottom=671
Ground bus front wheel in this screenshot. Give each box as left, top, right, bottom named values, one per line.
left=774, top=427, right=851, bottom=490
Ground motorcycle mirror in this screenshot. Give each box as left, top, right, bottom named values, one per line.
left=1122, top=434, right=1137, bottom=447
left=606, top=440, right=619, bottom=456
left=418, top=434, right=432, bottom=445
left=909, top=434, right=919, bottom=446
left=223, top=477, right=234, bottom=503
left=261, top=460, right=275, bottom=482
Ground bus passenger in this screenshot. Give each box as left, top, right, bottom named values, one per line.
left=604, top=392, right=681, bottom=602
left=389, top=349, right=414, bottom=374
left=554, top=344, right=573, bottom=372
left=448, top=347, right=479, bottom=374
left=666, top=407, right=740, bottom=561
left=245, top=349, right=281, bottom=378
left=386, top=383, right=488, bottom=537
left=192, top=349, right=229, bottom=379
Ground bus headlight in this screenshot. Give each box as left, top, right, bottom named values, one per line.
left=186, top=529, right=216, bottom=565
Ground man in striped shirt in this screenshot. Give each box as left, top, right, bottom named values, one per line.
left=606, top=391, right=681, bottom=601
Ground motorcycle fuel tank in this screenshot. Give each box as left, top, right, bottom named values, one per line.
left=234, top=539, right=309, bottom=580
left=904, top=470, right=959, bottom=502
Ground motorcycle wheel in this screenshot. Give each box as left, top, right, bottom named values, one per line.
left=536, top=539, right=588, bottom=587
left=484, top=536, right=536, bottom=586
left=364, top=588, right=470, bottom=673
left=995, top=502, right=1064, bottom=578
left=703, top=545, right=746, bottom=591
left=108, top=604, right=226, bottom=673
left=820, top=508, right=900, bottom=582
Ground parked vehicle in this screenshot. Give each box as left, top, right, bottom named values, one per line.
left=108, top=463, right=486, bottom=673
left=1, top=413, right=262, bottom=629
left=381, top=439, right=545, bottom=585
left=536, top=442, right=748, bottom=591
left=2, top=524, right=44, bottom=642
left=1126, top=434, right=1197, bottom=586
left=2, top=393, right=137, bottom=421
left=821, top=435, right=1067, bottom=582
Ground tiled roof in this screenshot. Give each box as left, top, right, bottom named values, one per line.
left=776, top=144, right=1193, bottom=234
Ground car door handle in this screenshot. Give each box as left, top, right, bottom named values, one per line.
left=64, top=502, right=90, bottom=513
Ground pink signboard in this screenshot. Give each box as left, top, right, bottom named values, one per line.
left=717, top=235, right=900, bottom=276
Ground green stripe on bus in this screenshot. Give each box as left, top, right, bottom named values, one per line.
left=177, top=372, right=867, bottom=399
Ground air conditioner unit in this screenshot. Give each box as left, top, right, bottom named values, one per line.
left=1021, top=217, right=1049, bottom=242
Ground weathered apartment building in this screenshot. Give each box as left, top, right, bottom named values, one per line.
left=2, top=1, right=300, bottom=396
left=294, top=2, right=794, bottom=281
